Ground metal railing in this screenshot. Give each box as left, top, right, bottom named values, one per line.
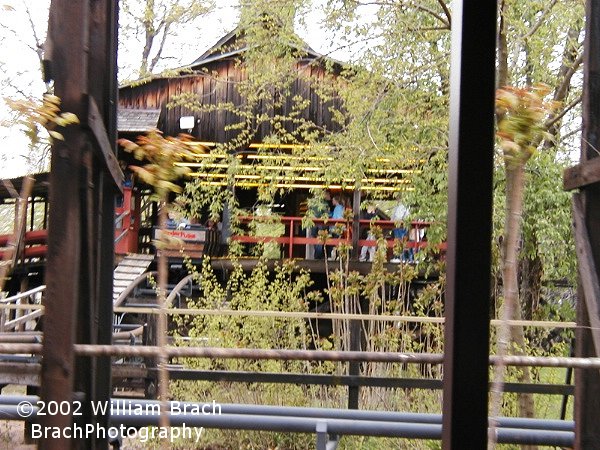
left=231, top=215, right=438, bottom=259
left=0, top=285, right=45, bottom=332
left=0, top=396, right=576, bottom=448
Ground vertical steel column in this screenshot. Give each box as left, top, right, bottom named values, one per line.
left=575, top=1, right=600, bottom=448
left=94, top=0, right=119, bottom=445
left=347, top=318, right=361, bottom=410
left=350, top=186, right=363, bottom=408
left=40, top=2, right=88, bottom=449
left=93, top=172, right=116, bottom=449
left=41, top=1, right=119, bottom=448
left=441, top=1, right=497, bottom=449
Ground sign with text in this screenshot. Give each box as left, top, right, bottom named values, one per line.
left=154, top=228, right=206, bottom=243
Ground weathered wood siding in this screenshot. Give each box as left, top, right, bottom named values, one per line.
left=119, top=58, right=344, bottom=145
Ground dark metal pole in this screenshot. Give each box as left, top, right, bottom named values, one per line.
left=351, top=189, right=360, bottom=260
left=575, top=1, right=600, bottom=448
left=347, top=318, right=361, bottom=409
left=561, top=342, right=575, bottom=421
left=83, top=2, right=119, bottom=448
left=441, top=1, right=497, bottom=448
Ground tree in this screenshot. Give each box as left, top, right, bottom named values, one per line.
left=0, top=0, right=52, bottom=175
left=489, top=86, right=558, bottom=446
left=317, top=2, right=581, bottom=438
left=119, top=0, right=213, bottom=79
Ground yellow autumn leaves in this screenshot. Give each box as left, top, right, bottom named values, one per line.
left=5, top=93, right=79, bottom=144
left=496, top=84, right=558, bottom=168
left=118, top=130, right=206, bottom=198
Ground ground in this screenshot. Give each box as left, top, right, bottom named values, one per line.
left=0, top=421, right=35, bottom=450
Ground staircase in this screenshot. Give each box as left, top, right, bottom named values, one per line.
left=112, top=254, right=155, bottom=304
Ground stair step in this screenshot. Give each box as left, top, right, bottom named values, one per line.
left=113, top=254, right=155, bottom=305
left=114, top=266, right=149, bottom=274
left=114, top=272, right=144, bottom=280
left=116, top=260, right=151, bottom=267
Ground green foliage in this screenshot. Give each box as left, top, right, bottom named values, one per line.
left=521, top=152, right=576, bottom=283
left=5, top=94, right=79, bottom=140
left=169, top=246, right=448, bottom=449
left=170, top=258, right=332, bottom=449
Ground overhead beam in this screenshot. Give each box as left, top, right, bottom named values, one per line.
left=564, top=157, right=600, bottom=191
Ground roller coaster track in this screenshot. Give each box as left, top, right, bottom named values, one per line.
left=0, top=258, right=198, bottom=345
left=0, top=259, right=200, bottom=392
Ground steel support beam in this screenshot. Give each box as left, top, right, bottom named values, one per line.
left=575, top=1, right=600, bottom=448
left=40, top=2, right=88, bottom=448
left=442, top=1, right=497, bottom=448
left=41, top=1, right=118, bottom=449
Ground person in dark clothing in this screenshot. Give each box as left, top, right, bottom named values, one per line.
left=307, top=191, right=331, bottom=259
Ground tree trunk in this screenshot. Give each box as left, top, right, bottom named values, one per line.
left=519, top=243, right=543, bottom=321
left=490, top=165, right=537, bottom=450
left=496, top=0, right=509, bottom=89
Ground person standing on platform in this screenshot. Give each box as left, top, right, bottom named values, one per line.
left=306, top=191, right=331, bottom=259
left=390, top=195, right=413, bottom=263
left=359, top=204, right=378, bottom=262
left=328, top=195, right=345, bottom=260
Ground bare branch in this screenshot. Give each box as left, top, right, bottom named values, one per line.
left=409, top=1, right=450, bottom=28
left=346, top=0, right=450, bottom=28
left=149, top=22, right=171, bottom=73
left=545, top=95, right=582, bottom=129
left=521, top=0, right=559, bottom=41
left=559, top=126, right=582, bottom=143
left=554, top=51, right=583, bottom=103
left=436, top=0, right=451, bottom=28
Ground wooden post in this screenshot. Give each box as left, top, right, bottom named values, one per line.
left=574, top=1, right=600, bottom=448
left=39, top=1, right=86, bottom=442
left=40, top=1, right=120, bottom=449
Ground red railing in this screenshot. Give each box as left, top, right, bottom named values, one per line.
left=114, top=186, right=141, bottom=255
left=231, top=216, right=438, bottom=259
left=0, top=229, right=48, bottom=260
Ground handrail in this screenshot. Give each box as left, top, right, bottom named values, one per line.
left=114, top=228, right=129, bottom=244
left=112, top=273, right=196, bottom=341
left=3, top=309, right=43, bottom=331
left=0, top=285, right=45, bottom=332
left=114, top=210, right=130, bottom=226
left=166, top=274, right=195, bottom=306
left=1, top=285, right=46, bottom=304
left=230, top=215, right=436, bottom=258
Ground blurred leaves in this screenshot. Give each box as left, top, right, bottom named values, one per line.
left=118, top=129, right=205, bottom=199
left=496, top=84, right=558, bottom=168
left=4, top=93, right=79, bottom=146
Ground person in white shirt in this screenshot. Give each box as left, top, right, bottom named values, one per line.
left=390, top=197, right=413, bottom=263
